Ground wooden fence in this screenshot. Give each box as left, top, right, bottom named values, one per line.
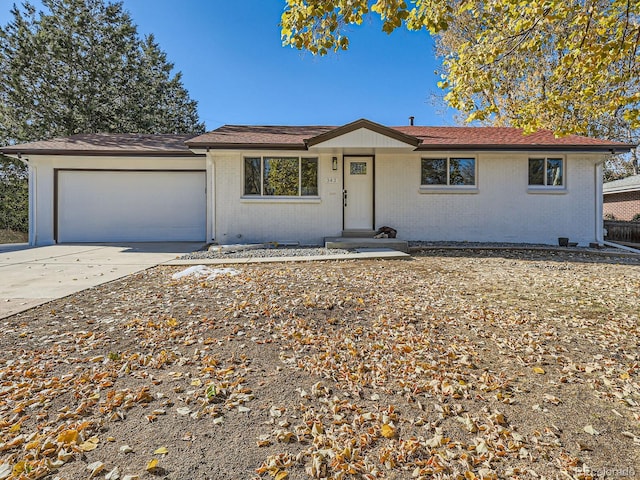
left=604, top=220, right=640, bottom=244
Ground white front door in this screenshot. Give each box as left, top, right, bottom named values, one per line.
left=343, top=156, right=374, bottom=230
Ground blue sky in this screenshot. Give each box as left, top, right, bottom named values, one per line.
left=1, top=1, right=456, bottom=130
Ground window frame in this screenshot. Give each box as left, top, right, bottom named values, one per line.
left=527, top=156, right=566, bottom=191
left=420, top=156, right=478, bottom=192
left=243, top=156, right=319, bottom=198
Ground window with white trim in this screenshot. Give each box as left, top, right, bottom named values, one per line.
left=421, top=157, right=476, bottom=186
left=244, top=156, right=318, bottom=196
left=528, top=158, right=564, bottom=187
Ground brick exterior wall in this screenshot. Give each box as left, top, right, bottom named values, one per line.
left=210, top=151, right=602, bottom=246
left=603, top=190, right=640, bottom=221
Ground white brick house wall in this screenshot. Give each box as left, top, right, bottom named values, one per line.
left=211, top=152, right=343, bottom=245
left=210, top=150, right=603, bottom=246
left=375, top=152, right=601, bottom=245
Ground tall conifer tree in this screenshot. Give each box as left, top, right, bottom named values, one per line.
left=0, top=0, right=205, bottom=233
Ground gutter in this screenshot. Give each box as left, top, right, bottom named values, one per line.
left=603, top=241, right=640, bottom=255
left=603, top=185, right=640, bottom=195
left=1, top=149, right=203, bottom=157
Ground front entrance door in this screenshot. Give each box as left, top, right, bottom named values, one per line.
left=343, top=156, right=374, bottom=230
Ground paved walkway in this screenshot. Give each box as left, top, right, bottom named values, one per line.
left=0, top=243, right=202, bottom=319
left=166, top=248, right=410, bottom=265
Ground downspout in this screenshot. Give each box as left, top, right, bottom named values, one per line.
left=206, top=151, right=216, bottom=243
left=17, top=155, right=36, bottom=246
left=594, top=158, right=604, bottom=244
left=29, top=162, right=37, bottom=246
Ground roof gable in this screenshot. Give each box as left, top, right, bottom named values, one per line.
left=305, top=119, right=421, bottom=148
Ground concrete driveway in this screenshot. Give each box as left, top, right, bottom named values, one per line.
left=0, top=242, right=201, bottom=319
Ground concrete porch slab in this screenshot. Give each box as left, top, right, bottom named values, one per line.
left=164, top=248, right=410, bottom=265
left=324, top=237, right=409, bottom=253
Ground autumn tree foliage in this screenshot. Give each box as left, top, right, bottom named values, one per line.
left=0, top=0, right=205, bottom=233
left=280, top=0, right=640, bottom=176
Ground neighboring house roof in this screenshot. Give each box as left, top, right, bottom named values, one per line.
left=1, top=133, right=201, bottom=157
left=187, top=119, right=634, bottom=152
left=603, top=174, right=640, bottom=194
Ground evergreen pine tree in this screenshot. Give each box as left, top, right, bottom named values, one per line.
left=0, top=0, right=205, bottom=234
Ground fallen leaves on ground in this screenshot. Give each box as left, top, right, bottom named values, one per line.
left=0, top=250, right=638, bottom=479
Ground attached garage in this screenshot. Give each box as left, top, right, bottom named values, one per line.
left=55, top=170, right=206, bottom=242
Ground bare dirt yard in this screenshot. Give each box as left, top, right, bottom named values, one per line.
left=0, top=230, right=27, bottom=244
left=1, top=250, right=639, bottom=480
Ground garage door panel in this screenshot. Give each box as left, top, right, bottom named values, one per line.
left=57, top=171, right=206, bottom=242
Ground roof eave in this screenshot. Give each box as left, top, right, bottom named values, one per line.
left=185, top=143, right=308, bottom=151
left=603, top=185, right=640, bottom=194
left=0, top=148, right=202, bottom=157
left=416, top=144, right=634, bottom=153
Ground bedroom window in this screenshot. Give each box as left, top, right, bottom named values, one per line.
left=421, top=158, right=476, bottom=186
left=529, top=158, right=564, bottom=187
left=244, top=157, right=318, bottom=196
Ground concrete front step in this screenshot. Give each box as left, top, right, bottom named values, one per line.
left=341, top=229, right=376, bottom=238
left=325, top=237, right=409, bottom=253
left=342, top=228, right=376, bottom=238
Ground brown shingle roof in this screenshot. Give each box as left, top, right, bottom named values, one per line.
left=188, top=124, right=634, bottom=152
left=396, top=126, right=632, bottom=150
left=2, top=122, right=635, bottom=156
left=1, top=133, right=199, bottom=156
left=186, top=125, right=335, bottom=149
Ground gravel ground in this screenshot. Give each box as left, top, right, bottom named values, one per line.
left=181, top=246, right=354, bottom=260
left=408, top=241, right=553, bottom=248
left=179, top=241, right=639, bottom=261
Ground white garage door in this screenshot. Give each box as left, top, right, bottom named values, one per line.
left=57, top=170, right=206, bottom=242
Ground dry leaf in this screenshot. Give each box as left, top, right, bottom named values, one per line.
left=381, top=424, right=396, bottom=438
left=532, top=367, right=546, bottom=375
left=86, top=461, right=104, bottom=478
left=105, top=466, right=120, bottom=480
left=0, top=464, right=11, bottom=480
left=584, top=425, right=600, bottom=436
left=79, top=436, right=99, bottom=451
left=154, top=446, right=169, bottom=455
left=146, top=459, right=159, bottom=472
left=57, top=429, right=79, bottom=444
